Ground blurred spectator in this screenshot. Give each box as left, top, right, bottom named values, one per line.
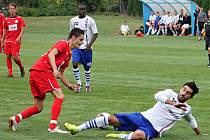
left=152, top=11, right=161, bottom=35
left=172, top=10, right=179, bottom=36
left=156, top=10, right=167, bottom=35
left=120, top=20, right=130, bottom=36
left=180, top=13, right=191, bottom=36
left=193, top=7, right=200, bottom=36
left=146, top=11, right=156, bottom=35
left=197, top=8, right=207, bottom=40
left=177, top=9, right=184, bottom=35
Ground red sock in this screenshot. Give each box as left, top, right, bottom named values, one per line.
left=6, top=58, right=13, bottom=75
left=15, top=105, right=39, bottom=123
left=14, top=58, right=23, bottom=69
left=49, top=98, right=63, bottom=129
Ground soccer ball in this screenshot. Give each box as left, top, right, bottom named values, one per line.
left=96, top=112, right=110, bottom=129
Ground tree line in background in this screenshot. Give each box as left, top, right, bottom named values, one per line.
left=0, top=0, right=209, bottom=17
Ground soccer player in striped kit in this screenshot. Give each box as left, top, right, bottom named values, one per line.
left=69, top=3, right=98, bottom=92
left=64, top=81, right=201, bottom=139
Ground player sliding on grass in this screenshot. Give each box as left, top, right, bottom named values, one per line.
left=9, top=28, right=84, bottom=133
left=64, top=81, right=201, bottom=139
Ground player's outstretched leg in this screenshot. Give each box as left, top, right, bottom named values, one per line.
left=8, top=105, right=40, bottom=131
left=64, top=112, right=110, bottom=134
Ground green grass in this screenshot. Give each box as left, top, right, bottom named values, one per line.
left=0, top=15, right=210, bottom=140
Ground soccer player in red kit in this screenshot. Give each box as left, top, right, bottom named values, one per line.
left=0, top=10, right=5, bottom=53
left=8, top=28, right=84, bottom=133
left=1, top=3, right=25, bottom=77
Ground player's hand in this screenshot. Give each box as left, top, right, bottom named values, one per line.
left=15, top=38, right=21, bottom=44
left=174, top=103, right=187, bottom=111
left=53, top=70, right=61, bottom=79
left=68, top=84, right=78, bottom=91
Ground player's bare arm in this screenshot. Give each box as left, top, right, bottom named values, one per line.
left=165, top=99, right=187, bottom=111
left=59, top=69, right=77, bottom=91
left=15, top=26, right=24, bottom=43
left=48, top=48, right=61, bottom=78
left=1, top=26, right=7, bottom=49
left=86, top=33, right=98, bottom=49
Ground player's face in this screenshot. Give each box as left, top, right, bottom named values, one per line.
left=9, top=5, right=16, bottom=17
left=208, top=11, right=210, bottom=18
left=78, top=5, right=87, bottom=18
left=178, top=85, right=193, bottom=103
left=73, top=34, right=84, bottom=48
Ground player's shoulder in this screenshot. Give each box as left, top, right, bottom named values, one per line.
left=16, top=15, right=23, bottom=19
left=86, top=15, right=96, bottom=21
left=71, top=16, right=79, bottom=21
left=163, top=89, right=177, bottom=95
left=57, top=40, right=68, bottom=44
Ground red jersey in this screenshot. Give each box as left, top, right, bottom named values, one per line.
left=4, top=16, right=25, bottom=41
left=31, top=40, right=71, bottom=72
left=0, top=13, right=5, bottom=31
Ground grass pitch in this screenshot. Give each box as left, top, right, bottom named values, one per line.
left=0, top=15, right=209, bottom=140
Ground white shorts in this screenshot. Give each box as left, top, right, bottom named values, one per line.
left=182, top=24, right=190, bottom=29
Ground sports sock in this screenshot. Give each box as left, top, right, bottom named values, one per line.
left=146, top=27, right=151, bottom=35
left=208, top=54, right=210, bottom=64
left=14, top=58, right=23, bottom=69
left=161, top=29, right=165, bottom=35
left=85, top=70, right=91, bottom=87
left=49, top=98, right=63, bottom=129
left=16, top=105, right=39, bottom=123
left=78, top=115, right=109, bottom=131
left=6, top=57, right=13, bottom=75
left=117, top=132, right=133, bottom=140
left=73, top=67, right=81, bottom=85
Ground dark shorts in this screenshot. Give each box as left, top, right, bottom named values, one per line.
left=72, top=48, right=92, bottom=69
left=206, top=37, right=210, bottom=50
left=114, top=112, right=159, bottom=139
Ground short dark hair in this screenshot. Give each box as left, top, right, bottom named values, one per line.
left=183, top=81, right=199, bottom=97
left=68, top=28, right=84, bottom=39
left=8, top=3, right=17, bottom=8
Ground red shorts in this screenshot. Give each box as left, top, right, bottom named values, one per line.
left=0, top=31, right=2, bottom=47
left=29, top=70, right=61, bottom=100
left=4, top=41, right=21, bottom=56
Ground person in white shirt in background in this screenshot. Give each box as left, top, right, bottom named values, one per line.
left=70, top=3, right=98, bottom=92
left=156, top=10, right=167, bottom=35
left=64, top=81, right=202, bottom=140
left=146, top=11, right=156, bottom=35
left=166, top=11, right=176, bottom=35
left=172, top=10, right=180, bottom=36
left=120, top=20, right=130, bottom=36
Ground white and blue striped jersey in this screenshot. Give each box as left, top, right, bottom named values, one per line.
left=141, top=89, right=198, bottom=136
left=69, top=15, right=98, bottom=49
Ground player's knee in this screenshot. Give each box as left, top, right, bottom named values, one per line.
left=132, top=130, right=146, bottom=140
left=73, top=64, right=79, bottom=69
left=56, top=93, right=64, bottom=99
left=12, top=55, right=19, bottom=61
left=52, top=89, right=64, bottom=99
left=36, top=105, right=44, bottom=113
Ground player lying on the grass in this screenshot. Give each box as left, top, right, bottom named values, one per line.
left=9, top=28, right=84, bottom=133
left=64, top=81, right=201, bottom=139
